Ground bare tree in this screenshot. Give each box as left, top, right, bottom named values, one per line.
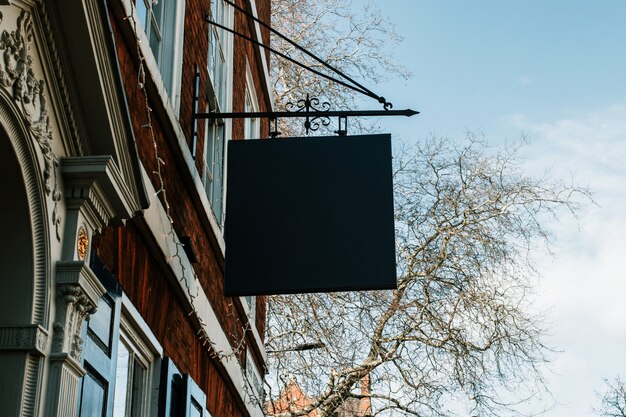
left=596, top=377, right=626, bottom=417
left=271, top=0, right=409, bottom=137
left=264, top=135, right=588, bottom=417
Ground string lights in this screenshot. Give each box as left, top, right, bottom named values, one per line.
left=125, top=1, right=255, bottom=367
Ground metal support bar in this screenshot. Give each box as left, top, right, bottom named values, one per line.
left=194, top=109, right=418, bottom=119
left=219, top=0, right=392, bottom=109
left=335, top=116, right=348, bottom=136
left=191, top=65, right=200, bottom=159
left=269, top=117, right=280, bottom=138
left=205, top=17, right=376, bottom=102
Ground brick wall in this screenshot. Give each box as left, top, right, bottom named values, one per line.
left=94, top=223, right=246, bottom=417
left=97, top=0, right=272, bottom=414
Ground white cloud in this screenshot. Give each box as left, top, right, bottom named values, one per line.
left=505, top=105, right=626, bottom=416
left=518, top=75, right=532, bottom=85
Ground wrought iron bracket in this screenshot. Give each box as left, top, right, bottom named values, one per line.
left=193, top=94, right=418, bottom=137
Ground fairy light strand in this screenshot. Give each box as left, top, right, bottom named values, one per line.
left=125, top=2, right=254, bottom=365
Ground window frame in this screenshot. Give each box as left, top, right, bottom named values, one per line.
left=243, top=60, right=260, bottom=140
left=203, top=0, right=234, bottom=229
left=111, top=295, right=164, bottom=417
left=245, top=348, right=264, bottom=402
left=131, top=0, right=186, bottom=113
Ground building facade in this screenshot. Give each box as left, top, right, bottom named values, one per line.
left=267, top=378, right=373, bottom=417
left=0, top=0, right=271, bottom=416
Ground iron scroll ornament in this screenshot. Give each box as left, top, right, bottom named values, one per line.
left=286, top=94, right=332, bottom=135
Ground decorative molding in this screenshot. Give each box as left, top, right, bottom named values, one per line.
left=55, top=261, right=105, bottom=306
left=76, top=227, right=88, bottom=260
left=53, top=285, right=93, bottom=360
left=0, top=7, right=63, bottom=244
left=0, top=325, right=48, bottom=355
left=0, top=10, right=53, bottom=190
left=35, top=0, right=83, bottom=156
left=46, top=352, right=86, bottom=417
left=45, top=261, right=102, bottom=417
left=53, top=261, right=105, bottom=361
left=0, top=78, right=49, bottom=328
left=61, top=156, right=133, bottom=228
left=21, top=353, right=43, bottom=417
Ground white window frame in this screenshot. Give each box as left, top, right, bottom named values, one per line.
left=129, top=0, right=186, bottom=114
left=244, top=60, right=260, bottom=140
left=202, top=104, right=227, bottom=227
left=243, top=295, right=256, bottom=321
left=245, top=348, right=264, bottom=402
left=207, top=0, right=234, bottom=114
left=111, top=295, right=164, bottom=417
left=204, top=0, right=234, bottom=228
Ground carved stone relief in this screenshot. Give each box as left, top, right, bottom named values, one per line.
left=54, top=261, right=105, bottom=363
left=52, top=284, right=96, bottom=361
left=77, top=227, right=88, bottom=261
left=0, top=9, right=62, bottom=239
left=0, top=324, right=48, bottom=356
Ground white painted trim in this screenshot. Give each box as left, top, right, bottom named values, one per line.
left=120, top=293, right=164, bottom=357
left=219, top=0, right=235, bottom=226
left=121, top=0, right=184, bottom=117
left=171, top=0, right=186, bottom=115
left=118, top=298, right=162, bottom=417
left=238, top=297, right=267, bottom=365
left=244, top=58, right=261, bottom=139
left=247, top=0, right=274, bottom=111
left=140, top=166, right=264, bottom=417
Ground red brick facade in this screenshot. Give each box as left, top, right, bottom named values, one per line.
left=94, top=0, right=272, bottom=415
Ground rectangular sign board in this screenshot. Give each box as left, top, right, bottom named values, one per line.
left=224, top=134, right=397, bottom=296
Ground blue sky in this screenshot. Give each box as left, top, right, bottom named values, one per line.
left=375, top=0, right=626, bottom=141
left=366, top=1, right=626, bottom=416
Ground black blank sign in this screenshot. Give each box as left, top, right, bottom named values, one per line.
left=224, top=134, right=397, bottom=296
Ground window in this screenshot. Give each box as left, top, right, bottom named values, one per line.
left=79, top=279, right=161, bottom=417
left=161, top=358, right=212, bottom=417
left=203, top=0, right=233, bottom=227
left=245, top=348, right=264, bottom=401
left=135, top=0, right=185, bottom=111
left=112, top=341, right=144, bottom=417
left=244, top=295, right=256, bottom=321
left=244, top=62, right=260, bottom=140
left=202, top=105, right=226, bottom=226
left=243, top=87, right=259, bottom=140
left=208, top=0, right=232, bottom=111
left=112, top=312, right=159, bottom=417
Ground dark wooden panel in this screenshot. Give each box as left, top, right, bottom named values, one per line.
left=225, top=134, right=397, bottom=296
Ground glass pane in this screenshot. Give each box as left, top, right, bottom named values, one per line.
left=152, top=0, right=164, bottom=30
left=149, top=13, right=162, bottom=62
left=189, top=399, right=203, bottom=417
left=112, top=343, right=131, bottom=417
left=130, top=358, right=146, bottom=417
left=205, top=124, right=215, bottom=177
left=208, top=30, right=216, bottom=78
left=79, top=374, right=107, bottom=417
left=246, top=296, right=255, bottom=310
left=88, top=295, right=114, bottom=353
left=251, top=118, right=258, bottom=138
left=211, top=124, right=225, bottom=225
left=135, top=0, right=148, bottom=31
left=217, top=49, right=226, bottom=108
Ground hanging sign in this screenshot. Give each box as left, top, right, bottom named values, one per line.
left=224, top=134, right=397, bottom=296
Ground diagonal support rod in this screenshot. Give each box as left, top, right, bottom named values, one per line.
left=219, top=0, right=392, bottom=108
left=206, top=17, right=376, bottom=102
